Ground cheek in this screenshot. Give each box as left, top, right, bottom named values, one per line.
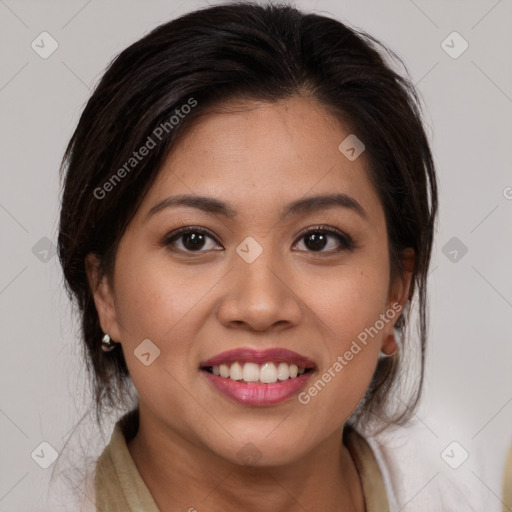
left=308, top=261, right=391, bottom=344
left=296, top=258, right=390, bottom=411
left=113, top=248, right=206, bottom=343
left=111, top=251, right=210, bottom=421
left=111, top=247, right=225, bottom=394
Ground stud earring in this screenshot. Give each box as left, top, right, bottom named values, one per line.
left=101, top=333, right=118, bottom=352
left=379, top=334, right=398, bottom=358
left=379, top=347, right=397, bottom=358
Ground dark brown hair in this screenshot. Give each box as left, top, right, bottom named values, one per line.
left=58, top=1, right=437, bottom=431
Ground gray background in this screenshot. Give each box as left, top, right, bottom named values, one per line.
left=1, top=0, right=511, bottom=510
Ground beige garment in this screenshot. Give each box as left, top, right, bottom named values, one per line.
left=94, top=409, right=159, bottom=512
left=94, top=408, right=389, bottom=511
left=504, top=443, right=512, bottom=512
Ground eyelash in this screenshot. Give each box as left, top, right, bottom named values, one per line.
left=162, top=224, right=356, bottom=255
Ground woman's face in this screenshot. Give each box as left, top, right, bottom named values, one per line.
left=90, top=95, right=409, bottom=466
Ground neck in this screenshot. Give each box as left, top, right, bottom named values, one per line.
left=127, top=405, right=365, bottom=512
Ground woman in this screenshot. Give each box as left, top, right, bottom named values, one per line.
left=57, top=2, right=437, bottom=510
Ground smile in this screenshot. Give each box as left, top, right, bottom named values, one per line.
left=204, top=361, right=308, bottom=383
left=200, top=348, right=316, bottom=406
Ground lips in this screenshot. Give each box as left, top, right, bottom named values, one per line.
left=200, top=348, right=316, bottom=406
left=200, top=348, right=316, bottom=369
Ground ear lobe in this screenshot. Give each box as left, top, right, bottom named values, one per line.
left=85, top=253, right=121, bottom=342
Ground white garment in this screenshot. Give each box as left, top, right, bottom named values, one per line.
left=367, top=416, right=506, bottom=511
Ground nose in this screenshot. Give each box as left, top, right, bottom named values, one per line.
left=216, top=250, right=302, bottom=332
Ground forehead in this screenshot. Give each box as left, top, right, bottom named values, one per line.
left=137, top=96, right=384, bottom=223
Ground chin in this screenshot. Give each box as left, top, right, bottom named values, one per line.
left=208, top=434, right=312, bottom=469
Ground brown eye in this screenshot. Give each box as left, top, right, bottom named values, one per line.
left=294, top=226, right=355, bottom=253
left=303, top=232, right=329, bottom=251
left=180, top=232, right=207, bottom=251
left=163, top=227, right=222, bottom=253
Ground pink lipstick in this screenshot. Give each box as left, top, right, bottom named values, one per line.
left=200, top=348, right=316, bottom=406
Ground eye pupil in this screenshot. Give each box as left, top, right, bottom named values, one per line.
left=305, top=232, right=327, bottom=251
left=183, top=232, right=205, bottom=250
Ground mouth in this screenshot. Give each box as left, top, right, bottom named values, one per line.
left=202, top=361, right=313, bottom=382
left=200, top=348, right=316, bottom=406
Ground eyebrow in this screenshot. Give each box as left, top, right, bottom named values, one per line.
left=146, top=193, right=367, bottom=221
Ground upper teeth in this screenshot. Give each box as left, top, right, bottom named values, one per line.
left=210, top=362, right=306, bottom=383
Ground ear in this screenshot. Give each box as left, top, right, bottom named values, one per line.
left=85, top=253, right=122, bottom=343
left=388, top=247, right=415, bottom=310
left=381, top=248, right=415, bottom=355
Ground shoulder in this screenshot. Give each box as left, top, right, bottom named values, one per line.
left=93, top=408, right=160, bottom=511
left=344, top=425, right=390, bottom=512
left=366, top=417, right=505, bottom=512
